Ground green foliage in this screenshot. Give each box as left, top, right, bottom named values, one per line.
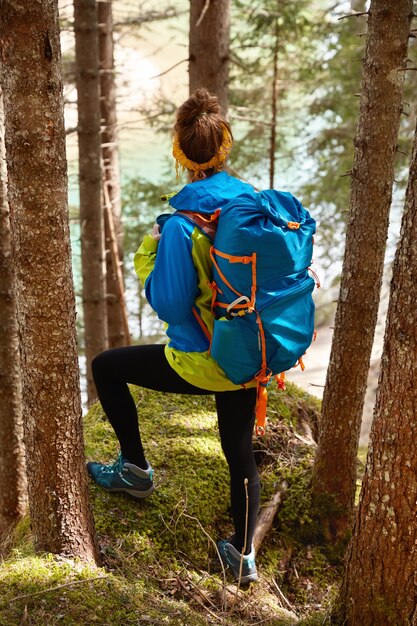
left=299, top=5, right=366, bottom=266
left=229, top=0, right=320, bottom=185
left=301, top=5, right=417, bottom=267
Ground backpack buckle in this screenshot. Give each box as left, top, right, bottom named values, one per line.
left=225, top=295, right=250, bottom=319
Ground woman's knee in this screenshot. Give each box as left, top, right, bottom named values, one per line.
left=91, top=349, right=114, bottom=381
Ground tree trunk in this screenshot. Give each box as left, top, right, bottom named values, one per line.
left=311, top=0, right=412, bottom=544
left=74, top=0, right=108, bottom=403
left=189, top=0, right=230, bottom=115
left=0, top=0, right=98, bottom=562
left=98, top=0, right=129, bottom=349
left=269, top=17, right=279, bottom=189
left=0, top=86, right=27, bottom=538
left=338, top=114, right=417, bottom=626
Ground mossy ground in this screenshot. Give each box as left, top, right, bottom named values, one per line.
left=0, top=382, right=345, bottom=625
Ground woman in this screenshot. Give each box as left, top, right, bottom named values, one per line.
left=88, top=88, right=259, bottom=583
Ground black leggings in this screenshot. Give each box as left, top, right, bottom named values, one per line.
left=92, top=344, right=259, bottom=554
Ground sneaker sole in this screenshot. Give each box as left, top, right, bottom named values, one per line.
left=105, top=484, right=155, bottom=500
left=218, top=553, right=259, bottom=584
left=221, top=565, right=259, bottom=585
left=238, top=572, right=259, bottom=584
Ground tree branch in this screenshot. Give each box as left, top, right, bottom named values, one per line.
left=175, top=576, right=223, bottom=622
left=338, top=11, right=369, bottom=21
left=149, top=58, right=189, bottom=80
left=65, top=126, right=79, bottom=136
left=114, top=8, right=186, bottom=28
left=196, top=0, right=211, bottom=27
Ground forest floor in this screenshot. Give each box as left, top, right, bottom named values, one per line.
left=0, top=384, right=350, bottom=626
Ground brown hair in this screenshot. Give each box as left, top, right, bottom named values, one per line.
left=173, top=88, right=232, bottom=178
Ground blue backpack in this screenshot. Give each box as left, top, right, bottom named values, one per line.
left=169, top=189, right=317, bottom=434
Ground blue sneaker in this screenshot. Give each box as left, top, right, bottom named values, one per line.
left=87, top=452, right=154, bottom=500
left=217, top=539, right=258, bottom=584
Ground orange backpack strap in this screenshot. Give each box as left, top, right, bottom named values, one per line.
left=255, top=372, right=286, bottom=436
left=255, top=381, right=268, bottom=436
left=176, top=209, right=220, bottom=242
left=192, top=306, right=211, bottom=344
left=276, top=372, right=286, bottom=390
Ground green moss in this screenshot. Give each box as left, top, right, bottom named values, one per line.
left=296, top=611, right=333, bottom=625
left=0, top=554, right=146, bottom=626
left=278, top=463, right=317, bottom=543
left=0, top=385, right=337, bottom=626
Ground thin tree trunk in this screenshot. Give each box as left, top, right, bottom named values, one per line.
left=269, top=17, right=279, bottom=189
left=189, top=0, right=230, bottom=115
left=98, top=0, right=129, bottom=348
left=102, top=182, right=130, bottom=344
left=338, top=113, right=417, bottom=626
left=74, top=0, right=108, bottom=403
left=311, top=0, right=412, bottom=544
left=0, top=0, right=98, bottom=562
left=0, top=86, right=27, bottom=538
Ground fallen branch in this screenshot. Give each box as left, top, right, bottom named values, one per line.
left=176, top=576, right=223, bottom=622
left=271, top=578, right=297, bottom=615
left=253, top=481, right=288, bottom=552
left=19, top=604, right=28, bottom=625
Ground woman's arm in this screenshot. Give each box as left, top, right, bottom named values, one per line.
left=134, top=217, right=198, bottom=325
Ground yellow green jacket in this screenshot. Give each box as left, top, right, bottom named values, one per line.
left=133, top=171, right=257, bottom=391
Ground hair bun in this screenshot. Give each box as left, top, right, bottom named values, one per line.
left=193, top=87, right=221, bottom=117
left=177, top=88, right=221, bottom=126
left=173, top=88, right=232, bottom=176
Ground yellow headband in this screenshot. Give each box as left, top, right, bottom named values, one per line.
left=172, top=124, right=233, bottom=180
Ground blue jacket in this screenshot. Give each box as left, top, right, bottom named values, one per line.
left=134, top=171, right=257, bottom=391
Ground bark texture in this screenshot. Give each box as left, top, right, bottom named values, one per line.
left=189, top=0, right=230, bottom=115
left=0, top=87, right=27, bottom=537
left=339, top=115, right=417, bottom=626
left=74, top=0, right=107, bottom=402
left=0, top=0, right=98, bottom=561
left=269, top=17, right=278, bottom=189
left=311, top=0, right=412, bottom=542
left=98, top=0, right=129, bottom=349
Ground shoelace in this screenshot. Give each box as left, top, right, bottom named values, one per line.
left=100, top=453, right=123, bottom=474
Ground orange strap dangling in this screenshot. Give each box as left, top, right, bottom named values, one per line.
left=255, top=382, right=268, bottom=436
left=276, top=372, right=286, bottom=390
left=297, top=356, right=306, bottom=371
